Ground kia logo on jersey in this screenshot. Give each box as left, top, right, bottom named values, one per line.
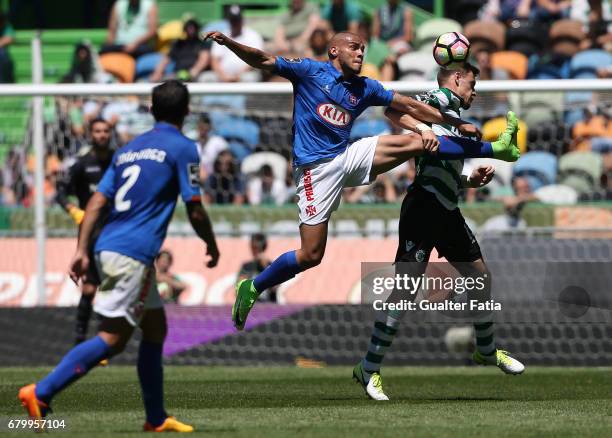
left=316, top=103, right=352, bottom=127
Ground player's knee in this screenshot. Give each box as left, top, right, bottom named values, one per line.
left=300, top=248, right=324, bottom=269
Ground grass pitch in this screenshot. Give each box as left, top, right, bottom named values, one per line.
left=1, top=366, right=610, bottom=437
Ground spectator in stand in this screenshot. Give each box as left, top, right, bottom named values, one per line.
left=304, top=28, right=330, bottom=61
left=202, top=5, right=264, bottom=82
left=196, top=114, right=228, bottom=180
left=155, top=250, right=187, bottom=304
left=479, top=0, right=534, bottom=23
left=102, top=0, right=158, bottom=58
left=0, top=9, right=15, bottom=83
left=357, top=20, right=396, bottom=81
left=572, top=106, right=612, bottom=151
left=274, top=0, right=320, bottom=56
left=149, top=19, right=210, bottom=82
left=204, top=150, right=245, bottom=205
left=533, top=0, right=572, bottom=22
left=320, top=0, right=361, bottom=34
left=372, top=0, right=413, bottom=55
left=237, top=233, right=277, bottom=303
left=247, top=164, right=289, bottom=206
left=61, top=42, right=98, bottom=83
left=573, top=0, right=612, bottom=51
left=473, top=49, right=509, bottom=80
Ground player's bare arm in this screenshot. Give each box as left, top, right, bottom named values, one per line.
left=186, top=201, right=220, bottom=268
left=69, top=191, right=107, bottom=283
left=384, top=107, right=439, bottom=152
left=204, top=31, right=276, bottom=71
left=389, top=93, right=482, bottom=139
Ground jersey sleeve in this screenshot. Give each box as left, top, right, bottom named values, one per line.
left=175, top=141, right=202, bottom=203
left=96, top=153, right=118, bottom=199
left=365, top=78, right=394, bottom=107
left=273, top=56, right=314, bottom=82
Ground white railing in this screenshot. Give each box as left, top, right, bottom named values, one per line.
left=0, top=79, right=610, bottom=96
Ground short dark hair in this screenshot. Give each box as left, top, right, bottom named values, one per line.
left=151, top=80, right=190, bottom=125
left=89, top=117, right=110, bottom=131
left=251, top=233, right=267, bottom=251
left=436, top=62, right=480, bottom=86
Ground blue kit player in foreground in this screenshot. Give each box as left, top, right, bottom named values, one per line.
left=204, top=30, right=520, bottom=330
left=19, top=80, right=220, bottom=432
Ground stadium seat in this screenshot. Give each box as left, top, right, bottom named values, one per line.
left=490, top=51, right=529, bottom=80
left=482, top=116, right=527, bottom=153
left=396, top=51, right=439, bottom=81
left=463, top=20, right=505, bottom=53
left=135, top=52, right=174, bottom=79
left=570, top=50, right=612, bottom=79
left=217, top=118, right=260, bottom=161
left=481, top=214, right=527, bottom=232
left=350, top=119, right=390, bottom=142
left=240, top=151, right=287, bottom=180
left=549, top=20, right=585, bottom=58
left=512, top=151, right=558, bottom=191
left=202, top=95, right=247, bottom=111
left=558, top=151, right=603, bottom=195
left=534, top=184, right=579, bottom=205
left=415, top=18, right=462, bottom=51
left=157, top=20, right=184, bottom=53
left=99, top=53, right=136, bottom=83
left=505, top=21, right=545, bottom=57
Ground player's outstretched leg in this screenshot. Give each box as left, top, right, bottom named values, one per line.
left=371, top=111, right=520, bottom=177
left=139, top=308, right=193, bottom=433
left=437, top=111, right=520, bottom=161
left=19, top=334, right=112, bottom=422
left=233, top=222, right=327, bottom=330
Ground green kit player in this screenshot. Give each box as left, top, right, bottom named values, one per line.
left=355, top=63, right=525, bottom=400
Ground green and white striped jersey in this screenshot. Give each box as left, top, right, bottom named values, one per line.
left=413, top=87, right=465, bottom=210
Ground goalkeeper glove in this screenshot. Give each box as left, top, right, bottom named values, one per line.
left=68, top=206, right=85, bottom=225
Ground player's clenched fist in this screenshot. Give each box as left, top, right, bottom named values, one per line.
left=203, top=31, right=229, bottom=45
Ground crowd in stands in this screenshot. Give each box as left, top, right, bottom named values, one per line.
left=0, top=0, right=610, bottom=216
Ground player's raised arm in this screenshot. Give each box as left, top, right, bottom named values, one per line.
left=384, top=107, right=440, bottom=152
left=204, top=31, right=276, bottom=71
left=389, top=93, right=481, bottom=139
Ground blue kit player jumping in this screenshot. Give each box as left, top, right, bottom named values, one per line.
left=204, top=30, right=520, bottom=330
left=19, top=80, right=220, bottom=432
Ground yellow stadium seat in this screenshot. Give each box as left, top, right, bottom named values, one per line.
left=157, top=20, right=185, bottom=54
left=482, top=116, right=528, bottom=153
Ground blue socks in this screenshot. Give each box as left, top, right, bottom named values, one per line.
left=138, top=341, right=166, bottom=427
left=35, top=335, right=110, bottom=404
left=437, top=136, right=493, bottom=159
left=253, top=250, right=303, bottom=292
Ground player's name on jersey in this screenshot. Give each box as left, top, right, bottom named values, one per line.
left=373, top=299, right=502, bottom=312
left=116, top=148, right=167, bottom=166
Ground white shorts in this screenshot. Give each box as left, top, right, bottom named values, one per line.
left=294, top=136, right=379, bottom=225
left=93, top=251, right=162, bottom=327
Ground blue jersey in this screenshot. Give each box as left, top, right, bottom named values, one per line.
left=274, top=57, right=394, bottom=166
left=95, top=122, right=201, bottom=265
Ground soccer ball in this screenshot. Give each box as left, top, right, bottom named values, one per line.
left=444, top=326, right=475, bottom=353
left=433, top=32, right=471, bottom=70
